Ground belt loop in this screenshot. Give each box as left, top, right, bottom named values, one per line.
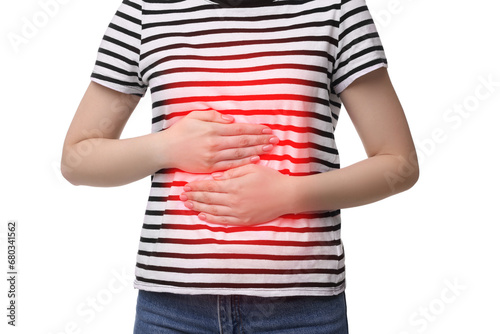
left=218, top=295, right=224, bottom=334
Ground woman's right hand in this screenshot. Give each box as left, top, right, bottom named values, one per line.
left=61, top=82, right=278, bottom=187
left=161, top=110, right=279, bottom=173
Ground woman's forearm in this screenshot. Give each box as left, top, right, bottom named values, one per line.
left=288, top=152, right=419, bottom=214
left=61, top=132, right=166, bottom=187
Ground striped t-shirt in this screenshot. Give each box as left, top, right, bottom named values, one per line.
left=91, top=0, right=387, bottom=297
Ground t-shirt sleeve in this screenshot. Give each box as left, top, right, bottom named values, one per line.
left=90, top=0, right=147, bottom=96
left=331, top=0, right=388, bottom=95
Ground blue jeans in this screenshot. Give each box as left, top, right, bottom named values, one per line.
left=133, top=290, right=349, bottom=333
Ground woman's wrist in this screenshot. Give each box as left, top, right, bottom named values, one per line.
left=154, top=130, right=176, bottom=171
left=280, top=174, right=304, bottom=216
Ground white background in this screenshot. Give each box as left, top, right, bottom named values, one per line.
left=1, top=0, right=499, bottom=333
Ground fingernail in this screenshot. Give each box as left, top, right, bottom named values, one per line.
left=269, top=136, right=279, bottom=144
left=179, top=194, right=187, bottom=201
left=198, top=213, right=207, bottom=221
left=212, top=172, right=224, bottom=179
left=262, top=144, right=273, bottom=152
left=221, top=114, right=234, bottom=121
left=184, top=201, right=194, bottom=209
left=250, top=156, right=260, bottom=163
left=183, top=186, right=192, bottom=192
left=262, top=128, right=272, bottom=134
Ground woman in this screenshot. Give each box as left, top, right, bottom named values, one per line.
left=62, top=0, right=418, bottom=332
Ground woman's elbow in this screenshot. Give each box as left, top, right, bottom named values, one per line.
left=406, top=163, right=419, bottom=190
left=399, top=151, right=420, bottom=192
left=60, top=147, right=83, bottom=186
left=384, top=151, right=420, bottom=194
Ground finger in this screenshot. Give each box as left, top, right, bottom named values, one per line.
left=212, top=141, right=275, bottom=161
left=212, top=134, right=279, bottom=151
left=217, top=122, right=273, bottom=136
left=211, top=155, right=261, bottom=172
left=211, top=164, right=256, bottom=180
left=181, top=190, right=228, bottom=205
left=184, top=179, right=222, bottom=193
left=188, top=109, right=234, bottom=124
left=198, top=213, right=245, bottom=226
left=183, top=199, right=231, bottom=218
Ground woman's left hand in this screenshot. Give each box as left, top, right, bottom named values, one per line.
left=180, top=164, right=294, bottom=226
